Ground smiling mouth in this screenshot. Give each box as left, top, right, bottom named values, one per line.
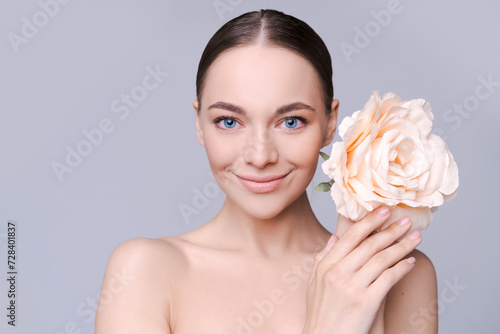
left=234, top=172, right=290, bottom=193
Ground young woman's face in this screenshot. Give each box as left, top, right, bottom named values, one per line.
left=194, top=45, right=338, bottom=219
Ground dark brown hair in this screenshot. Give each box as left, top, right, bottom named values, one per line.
left=195, top=9, right=334, bottom=114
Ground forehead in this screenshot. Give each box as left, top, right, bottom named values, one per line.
left=202, top=45, right=322, bottom=109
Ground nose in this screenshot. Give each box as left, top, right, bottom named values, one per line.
left=242, top=128, right=278, bottom=168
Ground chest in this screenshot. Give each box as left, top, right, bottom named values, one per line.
left=170, top=255, right=312, bottom=334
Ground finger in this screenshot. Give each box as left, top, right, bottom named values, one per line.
left=307, top=234, right=338, bottom=288
left=340, top=216, right=412, bottom=273
left=356, top=230, right=422, bottom=287
left=335, top=214, right=355, bottom=238
left=367, top=255, right=417, bottom=302
left=322, top=206, right=392, bottom=265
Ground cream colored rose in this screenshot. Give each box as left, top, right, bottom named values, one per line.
left=322, top=91, right=459, bottom=238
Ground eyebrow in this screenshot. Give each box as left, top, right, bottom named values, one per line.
left=207, top=101, right=316, bottom=115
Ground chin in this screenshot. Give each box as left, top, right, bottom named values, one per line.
left=241, top=198, right=290, bottom=220
left=250, top=208, right=287, bottom=221
left=225, top=189, right=296, bottom=220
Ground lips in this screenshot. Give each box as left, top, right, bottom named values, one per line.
left=235, top=172, right=289, bottom=193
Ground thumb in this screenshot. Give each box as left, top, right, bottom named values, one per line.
left=307, top=234, right=339, bottom=287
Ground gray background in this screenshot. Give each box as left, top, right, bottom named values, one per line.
left=1, top=0, right=499, bottom=333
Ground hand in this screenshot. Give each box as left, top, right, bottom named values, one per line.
left=302, top=206, right=421, bottom=334
left=335, top=213, right=357, bottom=239
left=335, top=212, right=389, bottom=238
left=335, top=213, right=397, bottom=247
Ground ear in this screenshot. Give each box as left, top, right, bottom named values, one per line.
left=321, top=99, right=339, bottom=148
left=193, top=99, right=205, bottom=147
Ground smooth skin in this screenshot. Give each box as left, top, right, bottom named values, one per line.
left=95, top=45, right=438, bottom=334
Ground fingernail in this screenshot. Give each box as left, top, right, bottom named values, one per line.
left=406, top=257, right=416, bottom=264
left=407, top=230, right=421, bottom=240
left=378, top=206, right=390, bottom=216
left=397, top=217, right=410, bottom=225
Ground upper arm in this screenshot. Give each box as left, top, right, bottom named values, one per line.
left=94, top=237, right=173, bottom=334
left=384, top=249, right=438, bottom=334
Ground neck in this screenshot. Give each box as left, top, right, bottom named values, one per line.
left=207, top=191, right=331, bottom=259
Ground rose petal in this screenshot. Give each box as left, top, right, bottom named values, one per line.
left=321, top=92, right=458, bottom=231
left=439, top=149, right=459, bottom=196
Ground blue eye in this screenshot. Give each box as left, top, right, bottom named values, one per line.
left=284, top=118, right=299, bottom=128
left=281, top=116, right=307, bottom=129
left=214, top=116, right=239, bottom=130
left=222, top=118, right=236, bottom=128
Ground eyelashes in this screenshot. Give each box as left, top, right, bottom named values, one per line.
left=213, top=116, right=238, bottom=130
left=212, top=114, right=309, bottom=131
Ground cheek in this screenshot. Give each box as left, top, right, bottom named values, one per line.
left=279, top=129, right=323, bottom=167
left=202, top=128, right=241, bottom=188
left=204, top=132, right=233, bottom=165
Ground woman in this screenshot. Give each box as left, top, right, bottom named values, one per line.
left=95, top=9, right=438, bottom=334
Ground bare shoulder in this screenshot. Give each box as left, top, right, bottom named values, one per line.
left=95, top=236, right=187, bottom=334
left=99, top=236, right=187, bottom=286
left=384, top=249, right=438, bottom=333
left=398, top=248, right=437, bottom=285
left=104, top=235, right=187, bottom=268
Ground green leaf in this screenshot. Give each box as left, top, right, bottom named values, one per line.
left=319, top=151, right=330, bottom=161
left=314, top=179, right=335, bottom=192
left=315, top=181, right=332, bottom=192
